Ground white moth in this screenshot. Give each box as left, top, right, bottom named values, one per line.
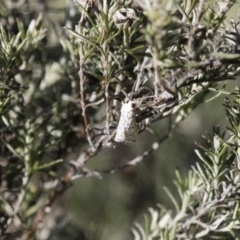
left=114, top=100, right=139, bottom=145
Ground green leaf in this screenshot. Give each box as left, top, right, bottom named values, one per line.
left=163, top=186, right=180, bottom=213
left=31, top=159, right=63, bottom=172
left=0, top=137, right=23, bottom=161
left=64, top=27, right=103, bottom=54
left=211, top=52, right=240, bottom=60
left=17, top=38, right=28, bottom=52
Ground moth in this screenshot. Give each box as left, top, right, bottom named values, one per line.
left=114, top=100, right=139, bottom=145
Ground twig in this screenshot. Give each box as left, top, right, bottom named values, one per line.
left=176, top=182, right=240, bottom=237
left=78, top=27, right=96, bottom=150
left=133, top=47, right=151, bottom=92
left=20, top=171, right=74, bottom=240
left=102, top=121, right=172, bottom=174
left=102, top=44, right=111, bottom=135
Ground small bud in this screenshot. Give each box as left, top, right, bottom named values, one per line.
left=113, top=8, right=139, bottom=27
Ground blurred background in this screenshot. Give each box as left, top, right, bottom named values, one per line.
left=1, top=0, right=240, bottom=239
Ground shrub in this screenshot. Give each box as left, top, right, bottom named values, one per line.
left=1, top=0, right=240, bottom=239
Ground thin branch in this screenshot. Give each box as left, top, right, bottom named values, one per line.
left=78, top=34, right=96, bottom=150
left=102, top=121, right=172, bottom=174
left=103, top=44, right=111, bottom=135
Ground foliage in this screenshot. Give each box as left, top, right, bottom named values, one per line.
left=1, top=0, right=240, bottom=239
left=133, top=89, right=240, bottom=239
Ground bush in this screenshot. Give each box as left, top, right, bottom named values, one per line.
left=1, top=0, right=240, bottom=239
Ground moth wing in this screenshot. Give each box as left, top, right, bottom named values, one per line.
left=115, top=114, right=138, bottom=145
left=114, top=101, right=139, bottom=145
left=114, top=114, right=127, bottom=142
left=123, top=117, right=138, bottom=145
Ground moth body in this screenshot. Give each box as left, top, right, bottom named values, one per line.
left=114, top=101, right=138, bottom=145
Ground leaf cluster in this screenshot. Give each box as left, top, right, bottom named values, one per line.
left=133, top=88, right=240, bottom=239
left=1, top=0, right=240, bottom=239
